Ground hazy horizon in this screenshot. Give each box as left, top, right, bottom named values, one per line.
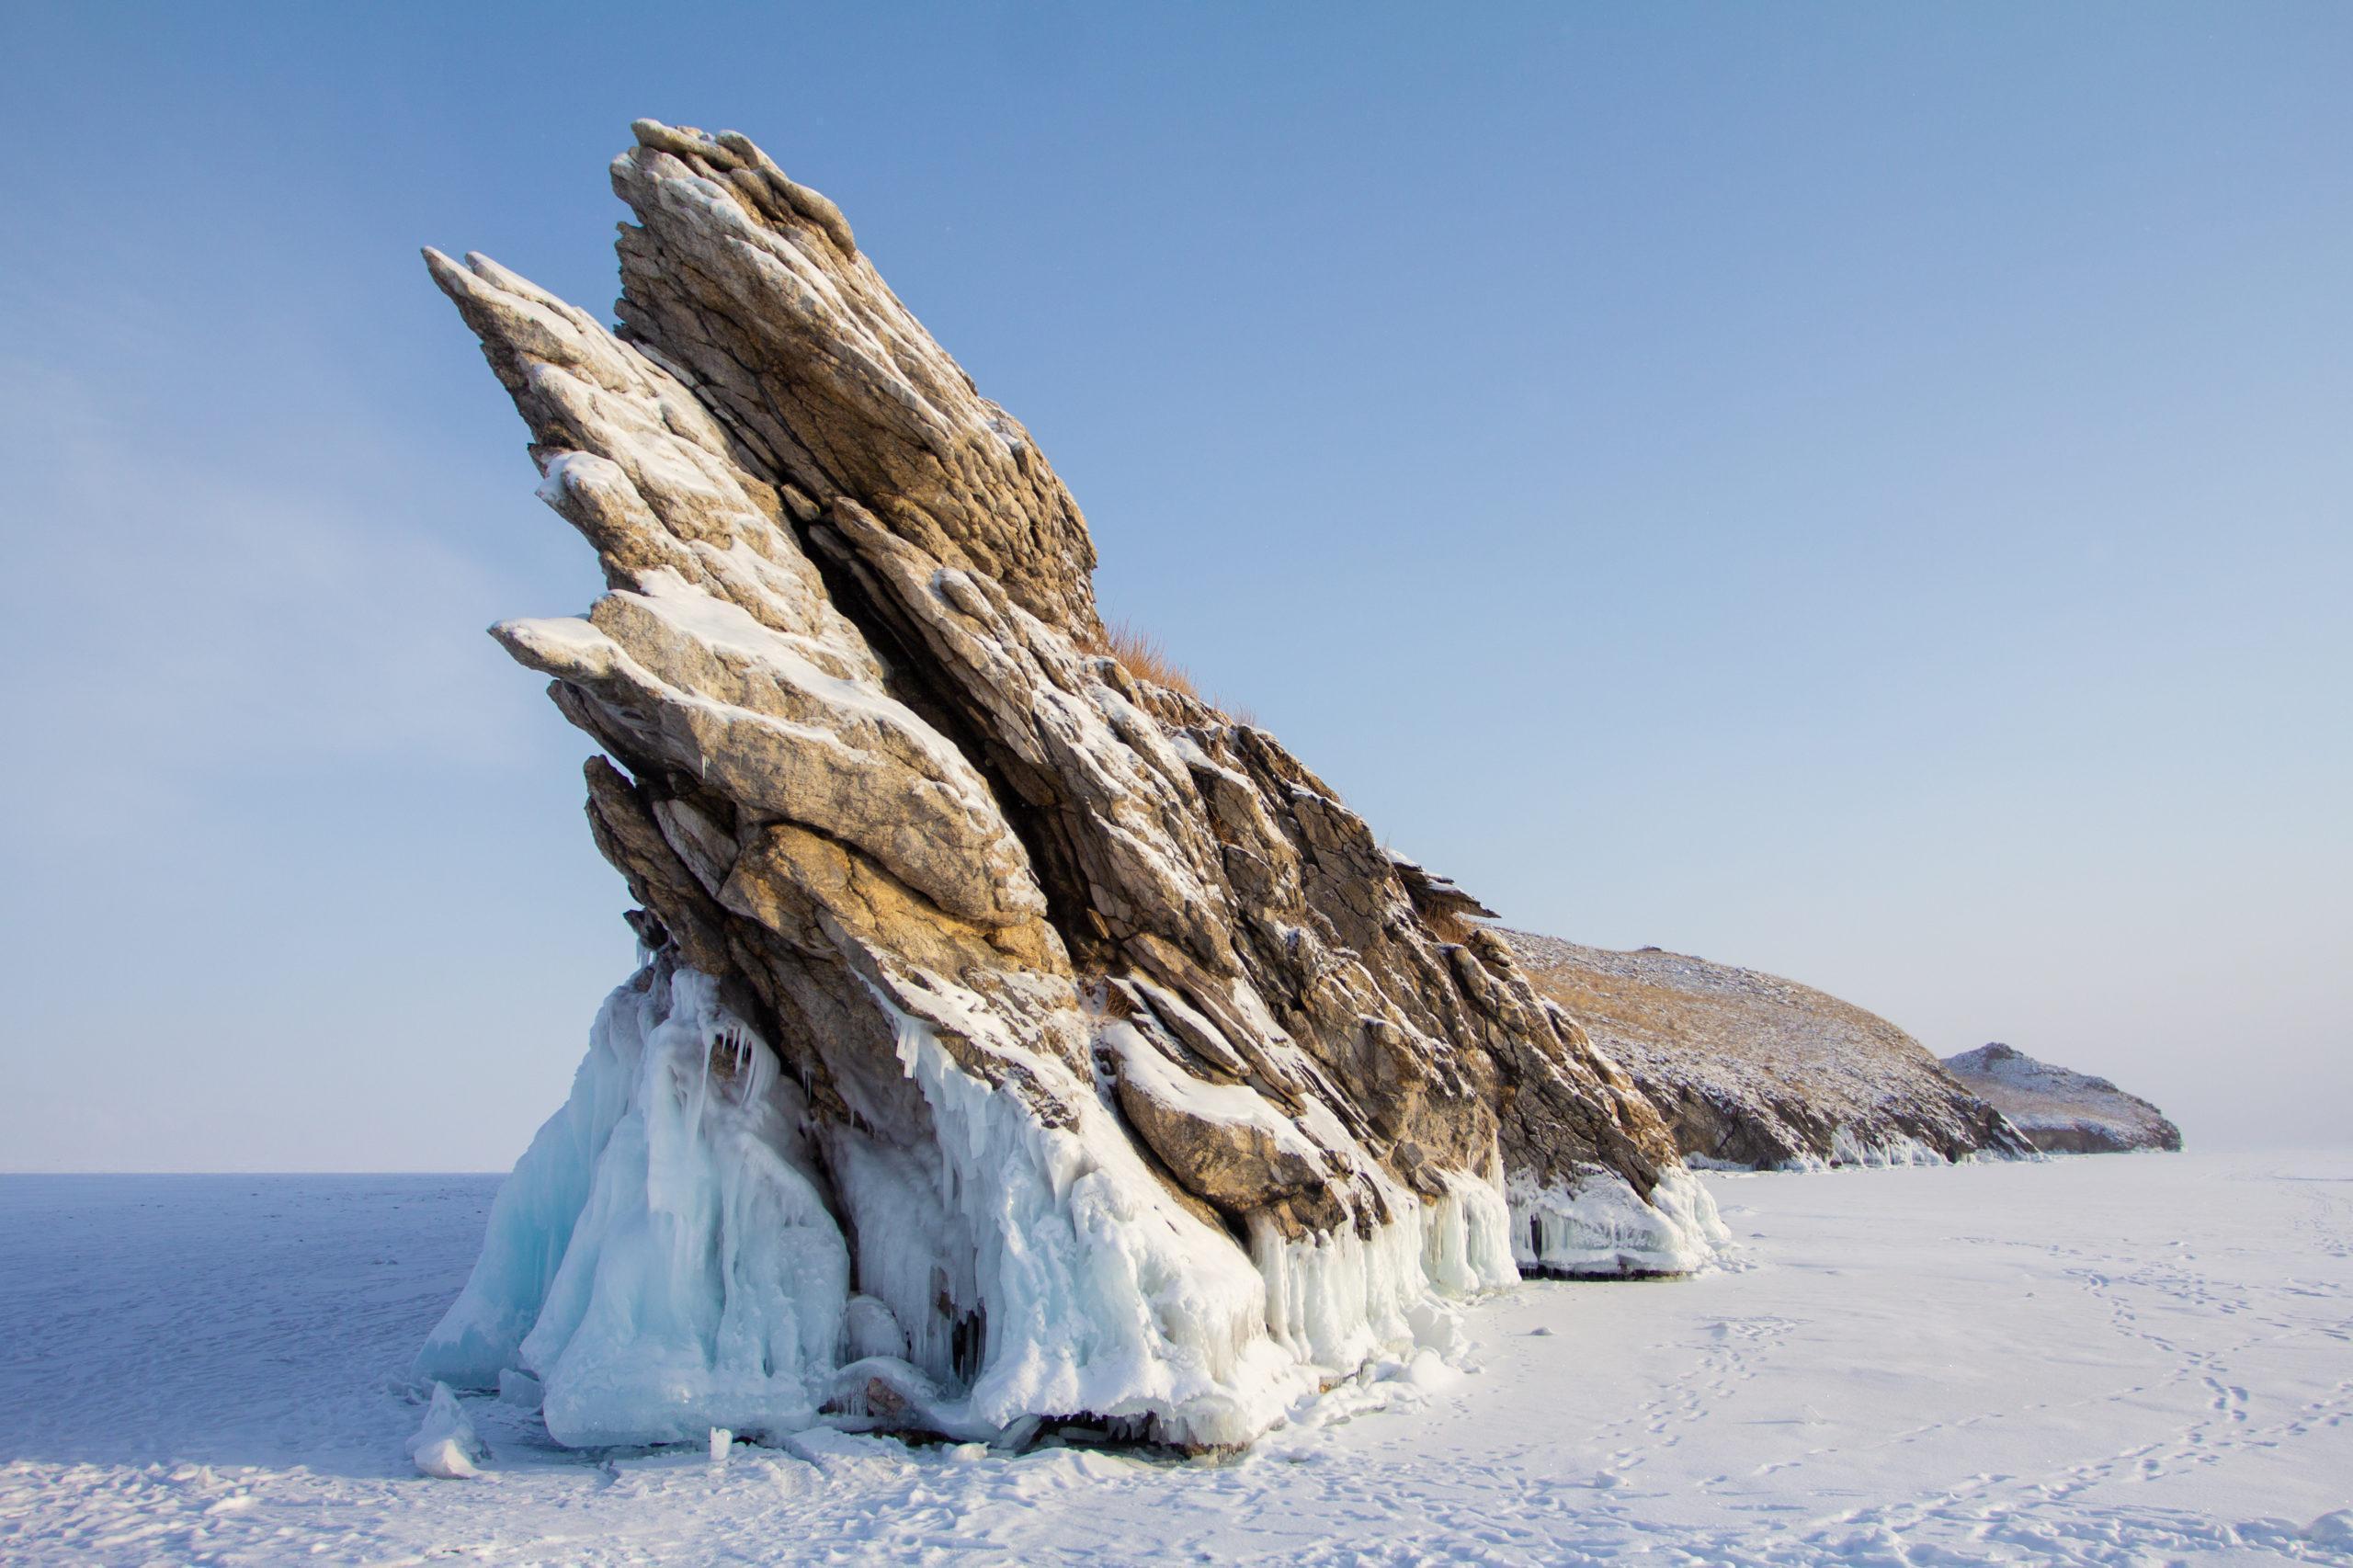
left=3, top=1, right=2346, bottom=1170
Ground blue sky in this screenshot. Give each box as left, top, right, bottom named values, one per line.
left=3, top=2, right=2346, bottom=1167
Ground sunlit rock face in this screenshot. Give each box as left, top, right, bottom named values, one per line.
left=415, top=119, right=1720, bottom=1450
left=1505, top=931, right=2037, bottom=1172
left=1943, top=1043, right=2182, bottom=1155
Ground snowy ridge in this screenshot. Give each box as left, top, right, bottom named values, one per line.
left=1943, top=1042, right=2182, bottom=1154
left=1501, top=930, right=2032, bottom=1171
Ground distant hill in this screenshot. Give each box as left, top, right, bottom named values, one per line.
left=1942, top=1043, right=2182, bottom=1154
left=1502, top=931, right=2032, bottom=1170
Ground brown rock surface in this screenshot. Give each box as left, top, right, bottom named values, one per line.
left=1504, top=930, right=2033, bottom=1170
left=415, top=121, right=1723, bottom=1450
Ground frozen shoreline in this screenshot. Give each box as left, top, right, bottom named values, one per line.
left=5, top=1152, right=2350, bottom=1563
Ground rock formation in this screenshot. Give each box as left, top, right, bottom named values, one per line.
left=415, top=120, right=1722, bottom=1452
left=1503, top=931, right=2033, bottom=1169
left=1943, top=1044, right=2182, bottom=1154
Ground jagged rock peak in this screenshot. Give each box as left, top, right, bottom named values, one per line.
left=415, top=119, right=1722, bottom=1452
left=607, top=119, right=1103, bottom=642
left=1943, top=1043, right=2183, bottom=1154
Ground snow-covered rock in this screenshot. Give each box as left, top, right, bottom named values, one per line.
left=409, top=1382, right=488, bottom=1479
left=414, top=119, right=1720, bottom=1452
left=1942, top=1043, right=2182, bottom=1154
left=1502, top=931, right=2033, bottom=1171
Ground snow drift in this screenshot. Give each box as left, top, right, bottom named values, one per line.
left=415, top=119, right=1722, bottom=1450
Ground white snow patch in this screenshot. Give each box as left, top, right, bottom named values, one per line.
left=408, top=1382, right=487, bottom=1480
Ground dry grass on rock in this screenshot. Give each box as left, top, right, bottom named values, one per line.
left=1086, top=617, right=1256, bottom=724
left=1088, top=619, right=1199, bottom=699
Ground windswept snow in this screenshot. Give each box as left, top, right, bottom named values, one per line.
left=6, top=1153, right=2350, bottom=1564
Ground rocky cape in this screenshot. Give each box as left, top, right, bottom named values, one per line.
left=413, top=120, right=1723, bottom=1454
left=1943, top=1044, right=2183, bottom=1154
left=1503, top=931, right=2033, bottom=1170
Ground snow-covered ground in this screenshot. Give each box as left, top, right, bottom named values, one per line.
left=4, top=1153, right=2348, bottom=1565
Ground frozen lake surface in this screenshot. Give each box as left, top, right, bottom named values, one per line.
left=3, top=1152, right=2347, bottom=1564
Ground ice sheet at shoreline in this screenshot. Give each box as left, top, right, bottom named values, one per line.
left=6, top=1153, right=2352, bottom=1564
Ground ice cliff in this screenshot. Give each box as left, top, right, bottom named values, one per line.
left=1943, top=1043, right=2182, bottom=1154
left=1503, top=931, right=2034, bottom=1170
left=414, top=120, right=1722, bottom=1451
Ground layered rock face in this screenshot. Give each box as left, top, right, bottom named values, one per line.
left=415, top=121, right=1721, bottom=1451
left=1943, top=1044, right=2182, bottom=1154
left=1504, top=932, right=2033, bottom=1170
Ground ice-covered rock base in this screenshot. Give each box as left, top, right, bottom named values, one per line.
left=414, top=965, right=847, bottom=1447
left=418, top=960, right=1694, bottom=1450
left=1507, top=1166, right=1727, bottom=1278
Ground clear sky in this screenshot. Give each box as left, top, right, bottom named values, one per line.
left=3, top=2, right=2346, bottom=1168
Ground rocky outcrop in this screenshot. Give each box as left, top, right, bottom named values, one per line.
left=415, top=120, right=1722, bottom=1453
left=1943, top=1044, right=2182, bottom=1154
left=1504, top=932, right=2033, bottom=1170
